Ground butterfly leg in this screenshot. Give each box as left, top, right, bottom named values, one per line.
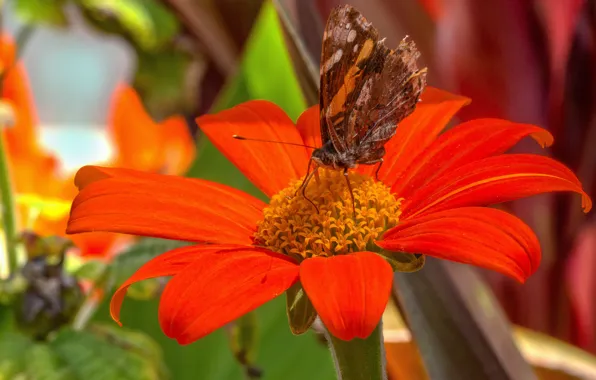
left=343, top=168, right=356, bottom=216
left=295, top=158, right=314, bottom=197
left=374, top=159, right=384, bottom=181
left=297, top=165, right=320, bottom=213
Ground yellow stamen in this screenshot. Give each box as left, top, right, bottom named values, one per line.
left=254, top=169, right=402, bottom=261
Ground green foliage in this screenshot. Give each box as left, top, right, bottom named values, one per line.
left=106, top=238, right=189, bottom=300
left=285, top=282, right=317, bottom=335
left=227, top=312, right=262, bottom=378
left=13, top=0, right=68, bottom=27
left=134, top=49, right=192, bottom=119
left=95, top=296, right=334, bottom=380
left=27, top=343, right=75, bottom=380
left=75, top=0, right=179, bottom=51
left=51, top=324, right=168, bottom=380
left=74, top=259, right=108, bottom=283
left=0, top=331, right=32, bottom=378
left=239, top=2, right=308, bottom=120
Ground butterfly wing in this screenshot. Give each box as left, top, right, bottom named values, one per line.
left=353, top=38, right=427, bottom=158
left=319, top=5, right=379, bottom=153
left=319, top=5, right=426, bottom=156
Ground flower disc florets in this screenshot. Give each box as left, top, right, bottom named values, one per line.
left=253, top=169, right=402, bottom=261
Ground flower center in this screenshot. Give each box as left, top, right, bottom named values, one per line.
left=253, top=169, right=402, bottom=261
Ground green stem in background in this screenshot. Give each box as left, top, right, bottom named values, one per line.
left=72, top=265, right=109, bottom=331
left=0, top=132, right=19, bottom=275
left=325, top=322, right=387, bottom=380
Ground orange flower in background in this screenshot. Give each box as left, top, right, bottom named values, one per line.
left=108, top=84, right=195, bottom=175
left=1, top=34, right=195, bottom=258
left=66, top=87, right=591, bottom=343
left=1, top=35, right=38, bottom=157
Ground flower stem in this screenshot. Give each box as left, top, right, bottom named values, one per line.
left=325, top=322, right=387, bottom=380
left=0, top=132, right=19, bottom=275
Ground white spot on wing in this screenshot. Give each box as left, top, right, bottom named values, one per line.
left=347, top=29, right=357, bottom=43
left=323, top=49, right=344, bottom=73
left=353, top=44, right=359, bottom=52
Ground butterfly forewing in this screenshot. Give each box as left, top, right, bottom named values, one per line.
left=319, top=5, right=426, bottom=161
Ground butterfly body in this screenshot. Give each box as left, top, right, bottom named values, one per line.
left=311, top=141, right=384, bottom=170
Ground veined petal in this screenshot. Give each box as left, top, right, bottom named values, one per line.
left=197, top=101, right=310, bottom=197
left=401, top=154, right=592, bottom=219
left=110, top=244, right=243, bottom=325
left=392, top=119, right=553, bottom=198
left=378, top=207, right=541, bottom=282
left=300, top=252, right=393, bottom=341
left=296, top=105, right=322, bottom=149
left=159, top=247, right=299, bottom=344
left=67, top=166, right=265, bottom=245
left=74, top=165, right=160, bottom=189
left=358, top=87, right=470, bottom=180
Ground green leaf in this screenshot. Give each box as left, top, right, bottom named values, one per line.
left=0, top=330, right=32, bottom=378
left=134, top=49, right=192, bottom=119
left=76, top=0, right=179, bottom=51
left=95, top=295, right=334, bottom=380
left=50, top=324, right=168, bottom=380
left=13, top=0, right=68, bottom=27
left=241, top=2, right=307, bottom=120
left=107, top=238, right=189, bottom=299
left=27, top=343, right=74, bottom=380
left=285, top=282, right=317, bottom=335
left=381, top=251, right=426, bottom=272
left=227, top=311, right=262, bottom=378
left=74, top=260, right=108, bottom=282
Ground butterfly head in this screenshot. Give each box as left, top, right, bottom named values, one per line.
left=311, top=144, right=358, bottom=171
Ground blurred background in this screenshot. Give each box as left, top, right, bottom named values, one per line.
left=0, top=0, right=595, bottom=379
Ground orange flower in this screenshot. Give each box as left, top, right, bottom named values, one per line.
left=66, top=87, right=591, bottom=343
left=1, top=38, right=194, bottom=258
left=108, top=83, right=195, bottom=175
left=65, top=83, right=196, bottom=257
left=1, top=35, right=39, bottom=158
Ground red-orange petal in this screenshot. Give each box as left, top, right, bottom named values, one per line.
left=358, top=87, right=470, bottom=180
left=401, top=154, right=592, bottom=219
left=67, top=166, right=265, bottom=245
left=74, top=165, right=160, bottom=189
left=197, top=101, right=310, bottom=197
left=110, top=244, right=243, bottom=325
left=296, top=105, right=322, bottom=149
left=159, top=247, right=299, bottom=344
left=2, top=44, right=39, bottom=158
left=378, top=207, right=541, bottom=282
left=159, top=115, right=196, bottom=175
left=109, top=83, right=163, bottom=172
left=392, top=118, right=554, bottom=198
left=300, top=252, right=394, bottom=341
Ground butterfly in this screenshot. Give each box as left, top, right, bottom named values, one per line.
left=299, top=4, right=427, bottom=211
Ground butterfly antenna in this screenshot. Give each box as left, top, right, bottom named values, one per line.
left=233, top=135, right=316, bottom=149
